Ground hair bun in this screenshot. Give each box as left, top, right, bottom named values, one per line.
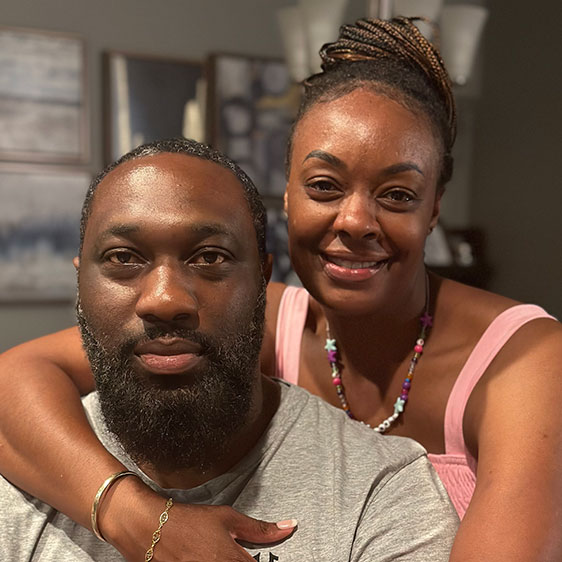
left=319, top=17, right=456, bottom=146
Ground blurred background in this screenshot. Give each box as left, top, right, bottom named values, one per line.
left=0, top=0, right=560, bottom=352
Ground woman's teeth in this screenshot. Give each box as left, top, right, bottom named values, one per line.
left=328, top=257, right=385, bottom=269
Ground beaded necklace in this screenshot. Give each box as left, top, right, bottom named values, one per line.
left=325, top=277, right=433, bottom=433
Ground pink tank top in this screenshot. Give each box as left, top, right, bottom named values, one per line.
left=275, top=285, right=555, bottom=518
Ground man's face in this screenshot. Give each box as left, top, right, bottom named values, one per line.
left=76, top=153, right=266, bottom=471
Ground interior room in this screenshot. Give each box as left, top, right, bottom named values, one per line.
left=0, top=0, right=560, bottom=352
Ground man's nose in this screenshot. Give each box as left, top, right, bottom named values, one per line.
left=135, top=264, right=198, bottom=327
left=333, top=193, right=379, bottom=241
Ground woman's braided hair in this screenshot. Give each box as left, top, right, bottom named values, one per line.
left=289, top=16, right=457, bottom=189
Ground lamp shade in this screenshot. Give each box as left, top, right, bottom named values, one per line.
left=440, top=4, right=489, bottom=86
left=298, top=0, right=349, bottom=74
left=277, top=6, right=310, bottom=83
left=393, top=0, right=444, bottom=39
left=393, top=0, right=444, bottom=21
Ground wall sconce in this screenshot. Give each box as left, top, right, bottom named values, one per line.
left=375, top=1, right=489, bottom=87
left=277, top=0, right=349, bottom=82
left=439, top=5, right=489, bottom=86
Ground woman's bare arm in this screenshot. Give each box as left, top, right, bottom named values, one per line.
left=450, top=318, right=562, bottom=561
left=0, top=327, right=107, bottom=528
left=0, top=321, right=294, bottom=560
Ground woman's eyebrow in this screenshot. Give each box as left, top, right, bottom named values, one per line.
left=380, top=162, right=424, bottom=177
left=303, top=150, right=345, bottom=169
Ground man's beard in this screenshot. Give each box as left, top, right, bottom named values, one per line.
left=76, top=284, right=266, bottom=473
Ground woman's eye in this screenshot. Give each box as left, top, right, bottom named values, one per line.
left=192, top=252, right=226, bottom=265
left=384, top=190, right=415, bottom=203
left=305, top=180, right=338, bottom=192
left=106, top=251, right=141, bottom=265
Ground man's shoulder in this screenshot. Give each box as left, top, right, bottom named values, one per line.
left=274, top=380, right=428, bottom=472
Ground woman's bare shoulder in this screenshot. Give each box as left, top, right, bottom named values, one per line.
left=434, top=276, right=522, bottom=333
left=260, top=282, right=289, bottom=377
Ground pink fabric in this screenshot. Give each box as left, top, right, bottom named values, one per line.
left=275, top=286, right=309, bottom=384
left=428, top=304, right=554, bottom=518
left=275, top=287, right=554, bottom=517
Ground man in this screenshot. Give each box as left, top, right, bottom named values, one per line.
left=0, top=139, right=458, bottom=560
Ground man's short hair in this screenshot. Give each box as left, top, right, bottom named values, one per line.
left=79, top=138, right=267, bottom=263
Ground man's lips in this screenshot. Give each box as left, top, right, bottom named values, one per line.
left=321, top=253, right=389, bottom=282
left=134, top=338, right=204, bottom=375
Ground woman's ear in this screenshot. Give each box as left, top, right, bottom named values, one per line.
left=429, top=188, right=443, bottom=232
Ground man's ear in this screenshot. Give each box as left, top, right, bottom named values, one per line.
left=263, top=253, right=274, bottom=284
left=73, top=256, right=80, bottom=270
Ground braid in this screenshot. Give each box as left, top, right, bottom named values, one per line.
left=319, top=17, right=456, bottom=145
left=290, top=17, right=456, bottom=189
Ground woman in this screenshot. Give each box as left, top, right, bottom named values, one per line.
left=1, top=17, right=561, bottom=561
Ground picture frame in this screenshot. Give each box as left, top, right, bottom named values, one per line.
left=0, top=163, right=90, bottom=302
left=206, top=52, right=299, bottom=199
left=104, top=51, right=205, bottom=164
left=0, top=26, right=88, bottom=164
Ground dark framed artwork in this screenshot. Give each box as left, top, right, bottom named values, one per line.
left=207, top=53, right=300, bottom=199
left=0, top=26, right=88, bottom=163
left=104, top=51, right=205, bottom=163
left=0, top=164, right=90, bottom=301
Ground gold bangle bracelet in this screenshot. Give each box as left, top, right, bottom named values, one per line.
left=145, top=498, right=174, bottom=561
left=91, top=470, right=138, bottom=542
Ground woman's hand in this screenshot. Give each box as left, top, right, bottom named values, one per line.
left=101, top=477, right=296, bottom=561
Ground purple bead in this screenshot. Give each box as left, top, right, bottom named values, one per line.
left=327, top=350, right=338, bottom=363
left=400, top=393, right=409, bottom=401
left=402, top=381, right=411, bottom=389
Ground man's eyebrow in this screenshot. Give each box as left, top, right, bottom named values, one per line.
left=303, top=150, right=345, bottom=168
left=98, top=224, right=140, bottom=240
left=96, top=222, right=235, bottom=242
left=190, top=223, right=235, bottom=238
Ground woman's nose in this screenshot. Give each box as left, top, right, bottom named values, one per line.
left=333, top=193, right=379, bottom=240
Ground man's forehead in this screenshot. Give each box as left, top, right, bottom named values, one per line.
left=99, top=152, right=240, bottom=194
left=85, top=152, right=255, bottom=244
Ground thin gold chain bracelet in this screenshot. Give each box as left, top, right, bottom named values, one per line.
left=145, top=497, right=174, bottom=562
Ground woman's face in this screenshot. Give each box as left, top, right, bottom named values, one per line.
left=285, top=88, right=443, bottom=316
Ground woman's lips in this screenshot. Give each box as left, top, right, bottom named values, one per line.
left=137, top=352, right=203, bottom=375
left=322, top=254, right=388, bottom=282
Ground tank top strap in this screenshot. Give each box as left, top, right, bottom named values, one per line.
left=444, top=304, right=555, bottom=457
left=274, top=286, right=309, bottom=384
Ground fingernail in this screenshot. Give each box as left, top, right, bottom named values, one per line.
left=276, top=519, right=298, bottom=529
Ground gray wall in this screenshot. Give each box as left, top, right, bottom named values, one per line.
left=471, top=0, right=562, bottom=318
left=0, top=0, right=560, bottom=352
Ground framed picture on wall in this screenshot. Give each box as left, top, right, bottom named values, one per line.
left=104, top=51, right=205, bottom=163
left=0, top=163, right=90, bottom=301
left=206, top=53, right=299, bottom=199
left=0, top=26, right=88, bottom=163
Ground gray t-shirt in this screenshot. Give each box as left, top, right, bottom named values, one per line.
left=0, top=380, right=458, bottom=560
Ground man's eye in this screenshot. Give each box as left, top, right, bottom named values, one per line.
left=106, top=251, right=140, bottom=265
left=107, top=252, right=134, bottom=265
left=192, top=252, right=226, bottom=265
